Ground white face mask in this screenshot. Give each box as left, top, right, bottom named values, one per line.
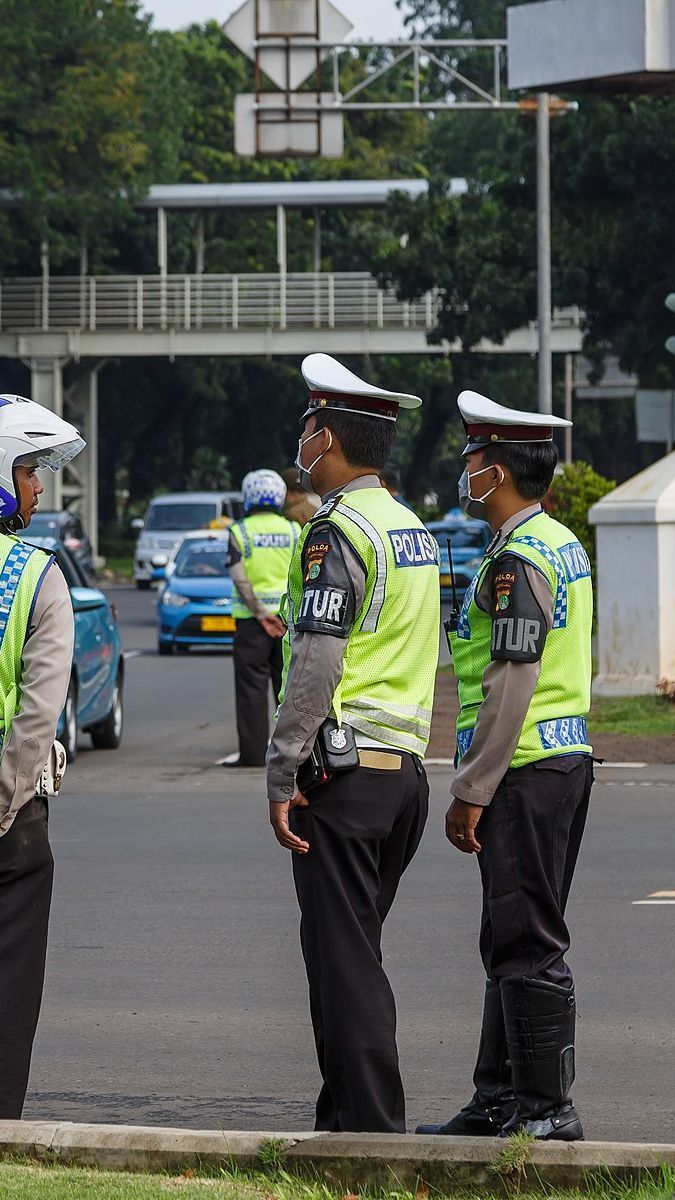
left=458, top=464, right=504, bottom=520
left=294, top=427, right=332, bottom=493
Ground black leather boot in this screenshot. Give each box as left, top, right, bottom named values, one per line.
left=416, top=980, right=517, bottom=1136
left=499, top=976, right=584, bottom=1142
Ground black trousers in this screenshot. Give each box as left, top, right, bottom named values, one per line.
left=233, top=619, right=283, bottom=766
left=0, top=796, right=54, bottom=1117
left=477, top=756, right=593, bottom=986
left=290, top=754, right=429, bottom=1133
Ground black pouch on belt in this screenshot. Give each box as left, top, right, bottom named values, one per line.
left=296, top=718, right=360, bottom=794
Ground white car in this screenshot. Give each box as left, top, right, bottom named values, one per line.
left=132, top=491, right=243, bottom=589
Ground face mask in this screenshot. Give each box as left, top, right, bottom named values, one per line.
left=295, top=428, right=332, bottom=493
left=458, top=464, right=503, bottom=521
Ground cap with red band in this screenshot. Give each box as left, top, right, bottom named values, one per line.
left=301, top=353, right=421, bottom=423
left=458, top=390, right=572, bottom=457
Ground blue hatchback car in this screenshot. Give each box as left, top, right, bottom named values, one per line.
left=23, top=535, right=124, bottom=762
left=157, top=536, right=236, bottom=654
left=427, top=512, right=491, bottom=603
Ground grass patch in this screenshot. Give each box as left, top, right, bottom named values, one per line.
left=101, top=555, right=134, bottom=579
left=589, top=695, right=675, bottom=737
left=0, top=1161, right=673, bottom=1200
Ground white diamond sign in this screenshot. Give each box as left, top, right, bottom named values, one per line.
left=224, top=0, right=353, bottom=92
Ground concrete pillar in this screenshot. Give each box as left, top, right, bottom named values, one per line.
left=30, top=358, right=64, bottom=510
left=66, top=366, right=100, bottom=555
left=590, top=452, right=675, bottom=695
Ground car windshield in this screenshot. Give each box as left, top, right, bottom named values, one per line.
left=145, top=503, right=218, bottom=532
left=175, top=542, right=230, bottom=578
left=432, top=526, right=486, bottom=551
left=28, top=515, right=60, bottom=537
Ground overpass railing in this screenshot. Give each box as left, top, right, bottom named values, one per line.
left=0, top=272, right=439, bottom=333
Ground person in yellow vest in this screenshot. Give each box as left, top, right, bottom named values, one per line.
left=416, top=392, right=593, bottom=1144
left=0, top=392, right=84, bottom=1117
left=223, top=470, right=300, bottom=767
left=267, top=354, right=440, bottom=1132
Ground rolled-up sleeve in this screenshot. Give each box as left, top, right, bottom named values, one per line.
left=0, top=562, right=74, bottom=834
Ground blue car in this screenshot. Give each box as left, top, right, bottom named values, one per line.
left=427, top=513, right=491, bottom=603
left=157, top=536, right=236, bottom=655
left=23, top=536, right=124, bottom=762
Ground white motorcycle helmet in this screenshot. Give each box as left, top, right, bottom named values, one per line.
left=242, top=469, right=286, bottom=513
left=0, top=395, right=85, bottom=526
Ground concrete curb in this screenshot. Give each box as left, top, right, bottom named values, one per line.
left=0, top=1122, right=673, bottom=1190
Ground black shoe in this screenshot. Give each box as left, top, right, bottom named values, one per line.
left=416, top=979, right=516, bottom=1137
left=499, top=1101, right=584, bottom=1142
left=417, top=1091, right=517, bottom=1136
left=500, top=976, right=584, bottom=1143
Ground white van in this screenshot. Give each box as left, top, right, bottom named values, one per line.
left=133, top=491, right=243, bottom=588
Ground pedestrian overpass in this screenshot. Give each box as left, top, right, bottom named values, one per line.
left=0, top=180, right=584, bottom=546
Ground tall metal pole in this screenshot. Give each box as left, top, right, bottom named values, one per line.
left=537, top=92, right=552, bottom=415
left=564, top=352, right=574, bottom=464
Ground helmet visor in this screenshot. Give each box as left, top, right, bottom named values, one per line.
left=35, top=437, right=86, bottom=472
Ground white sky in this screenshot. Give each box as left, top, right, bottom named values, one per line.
left=142, top=0, right=406, bottom=44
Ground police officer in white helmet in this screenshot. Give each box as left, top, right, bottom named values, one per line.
left=0, top=393, right=84, bottom=1117
left=223, top=469, right=300, bottom=767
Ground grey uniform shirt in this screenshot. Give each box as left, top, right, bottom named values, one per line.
left=266, top=475, right=375, bottom=804
left=451, top=504, right=558, bottom=809
left=0, top=560, right=74, bottom=836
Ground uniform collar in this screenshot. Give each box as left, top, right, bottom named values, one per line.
left=485, top=503, right=543, bottom=556
left=322, top=473, right=381, bottom=503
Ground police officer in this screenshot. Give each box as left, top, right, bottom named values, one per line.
left=225, top=470, right=300, bottom=767
left=0, top=393, right=85, bottom=1117
left=417, top=391, right=593, bottom=1143
left=267, top=354, right=440, bottom=1133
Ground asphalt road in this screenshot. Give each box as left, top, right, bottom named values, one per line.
left=24, top=585, right=675, bottom=1142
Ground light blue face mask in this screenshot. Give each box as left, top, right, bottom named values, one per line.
left=458, top=464, right=504, bottom=521
left=294, top=428, right=332, bottom=493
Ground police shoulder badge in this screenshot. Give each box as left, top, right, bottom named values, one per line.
left=494, top=568, right=516, bottom=613
left=304, top=540, right=330, bottom=584
left=329, top=727, right=347, bottom=750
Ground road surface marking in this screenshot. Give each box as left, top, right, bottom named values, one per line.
left=633, top=899, right=675, bottom=905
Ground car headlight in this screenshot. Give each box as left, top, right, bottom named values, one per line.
left=162, top=590, right=189, bottom=608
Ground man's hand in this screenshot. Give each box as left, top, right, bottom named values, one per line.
left=269, top=791, right=310, bottom=853
left=445, top=797, right=483, bottom=854
left=260, top=614, right=287, bottom=638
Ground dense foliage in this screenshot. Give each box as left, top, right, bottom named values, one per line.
left=0, top=0, right=673, bottom=524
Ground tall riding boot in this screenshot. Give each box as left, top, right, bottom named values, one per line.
left=416, top=979, right=517, bottom=1136
left=499, top=976, right=584, bottom=1142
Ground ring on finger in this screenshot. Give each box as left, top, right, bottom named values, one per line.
left=456, top=833, right=466, bottom=842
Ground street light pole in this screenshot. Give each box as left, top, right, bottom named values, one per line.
left=537, top=92, right=553, bottom=415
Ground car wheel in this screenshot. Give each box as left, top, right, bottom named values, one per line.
left=158, top=640, right=174, bottom=656
left=90, top=668, right=124, bottom=750
left=63, top=676, right=78, bottom=763
left=136, top=579, right=151, bottom=591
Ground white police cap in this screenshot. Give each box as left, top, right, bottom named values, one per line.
left=300, top=353, right=422, bottom=423
left=458, top=390, right=572, bottom=456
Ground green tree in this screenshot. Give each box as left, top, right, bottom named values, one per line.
left=0, top=0, right=186, bottom=274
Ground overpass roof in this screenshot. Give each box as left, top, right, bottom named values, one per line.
left=135, top=179, right=462, bottom=209
left=0, top=178, right=468, bottom=212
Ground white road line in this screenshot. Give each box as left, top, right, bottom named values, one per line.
left=596, top=762, right=648, bottom=769
left=123, top=650, right=143, bottom=659
left=632, top=900, right=675, bottom=905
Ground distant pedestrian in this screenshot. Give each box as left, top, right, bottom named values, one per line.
left=281, top=467, right=320, bottom=527
left=417, top=390, right=593, bottom=1144
left=224, top=470, right=300, bottom=768
left=379, top=462, right=414, bottom=510
left=0, top=393, right=85, bottom=1117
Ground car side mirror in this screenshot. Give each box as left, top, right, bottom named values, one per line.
left=131, top=518, right=144, bottom=532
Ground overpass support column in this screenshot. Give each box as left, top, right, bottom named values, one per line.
left=30, top=358, right=64, bottom=511
left=65, top=365, right=102, bottom=555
